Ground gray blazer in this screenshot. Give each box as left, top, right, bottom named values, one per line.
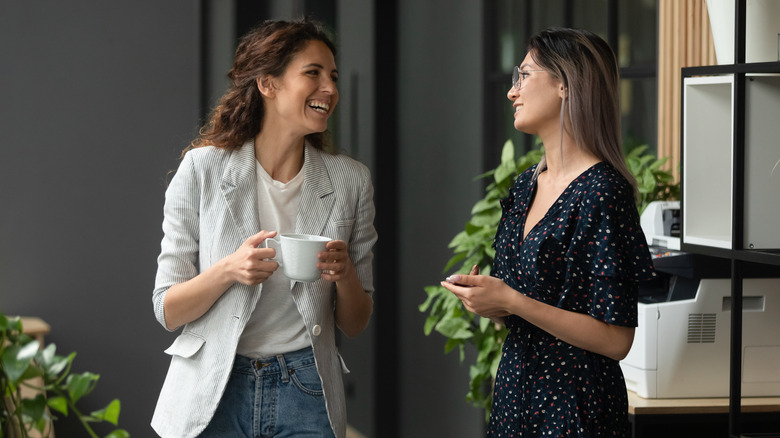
left=151, top=142, right=376, bottom=438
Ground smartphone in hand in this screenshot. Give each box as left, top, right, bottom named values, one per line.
left=445, top=265, right=479, bottom=287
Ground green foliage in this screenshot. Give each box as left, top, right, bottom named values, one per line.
left=625, top=145, right=680, bottom=215
left=419, top=140, right=543, bottom=420
left=1, top=313, right=129, bottom=438
left=419, top=139, right=679, bottom=420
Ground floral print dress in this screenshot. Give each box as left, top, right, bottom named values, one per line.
left=487, top=162, right=655, bottom=438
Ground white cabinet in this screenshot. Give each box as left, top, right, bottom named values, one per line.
left=681, top=62, right=780, bottom=438
left=682, top=73, right=780, bottom=252
left=744, top=75, right=780, bottom=249
left=683, top=75, right=734, bottom=249
left=681, top=2, right=780, bottom=436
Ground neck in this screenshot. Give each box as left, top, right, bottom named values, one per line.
left=254, top=127, right=305, bottom=183
left=538, top=130, right=599, bottom=180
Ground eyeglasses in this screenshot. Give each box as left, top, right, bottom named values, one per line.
left=511, top=66, right=546, bottom=91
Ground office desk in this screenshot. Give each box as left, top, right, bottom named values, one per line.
left=628, top=390, right=780, bottom=438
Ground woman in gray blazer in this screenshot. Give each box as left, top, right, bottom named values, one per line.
left=151, top=19, right=376, bottom=438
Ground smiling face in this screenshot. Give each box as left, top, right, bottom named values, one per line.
left=507, top=52, right=565, bottom=136
left=260, top=39, right=339, bottom=138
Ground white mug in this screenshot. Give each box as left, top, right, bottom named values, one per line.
left=264, top=233, right=331, bottom=282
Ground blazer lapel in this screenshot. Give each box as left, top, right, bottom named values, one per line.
left=220, top=141, right=261, bottom=241
left=296, top=146, right=335, bottom=238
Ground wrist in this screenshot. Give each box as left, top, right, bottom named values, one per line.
left=212, top=257, right=237, bottom=287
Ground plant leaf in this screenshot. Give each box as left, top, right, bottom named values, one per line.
left=500, top=139, right=515, bottom=163
left=47, top=396, right=68, bottom=416
left=423, top=314, right=441, bottom=335
left=471, top=198, right=498, bottom=215
left=479, top=317, right=491, bottom=333
left=2, top=340, right=39, bottom=383
left=66, top=372, right=99, bottom=403
left=436, top=317, right=473, bottom=340
left=442, top=252, right=467, bottom=273
left=19, top=362, right=44, bottom=381
left=443, top=337, right=462, bottom=355
left=36, top=343, right=56, bottom=369
left=493, top=162, right=515, bottom=184
left=21, top=393, right=47, bottom=423
left=90, top=399, right=121, bottom=426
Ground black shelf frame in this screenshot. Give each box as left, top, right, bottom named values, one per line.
left=679, top=1, right=780, bottom=437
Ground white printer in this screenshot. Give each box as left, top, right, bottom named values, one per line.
left=620, top=201, right=780, bottom=398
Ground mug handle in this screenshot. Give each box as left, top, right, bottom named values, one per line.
left=262, top=236, right=283, bottom=267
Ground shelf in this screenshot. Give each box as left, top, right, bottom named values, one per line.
left=682, top=74, right=780, bottom=253
left=683, top=61, right=780, bottom=76
left=678, top=3, right=779, bottom=436
left=744, top=75, right=780, bottom=249
left=736, top=250, right=780, bottom=267
left=682, top=75, right=734, bottom=249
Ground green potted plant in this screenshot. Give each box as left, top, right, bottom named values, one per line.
left=419, top=139, right=679, bottom=420
left=1, top=313, right=129, bottom=438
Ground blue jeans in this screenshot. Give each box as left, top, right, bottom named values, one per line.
left=199, top=348, right=335, bottom=438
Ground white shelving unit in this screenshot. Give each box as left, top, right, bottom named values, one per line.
left=680, top=3, right=780, bottom=437
left=683, top=75, right=734, bottom=249
left=683, top=74, right=780, bottom=251
left=744, top=75, right=780, bottom=250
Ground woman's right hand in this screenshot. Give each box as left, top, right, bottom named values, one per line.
left=220, top=230, right=280, bottom=286
left=162, top=230, right=279, bottom=329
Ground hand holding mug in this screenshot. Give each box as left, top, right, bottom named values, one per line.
left=264, top=233, right=333, bottom=282
left=318, top=240, right=355, bottom=283
left=226, top=231, right=279, bottom=286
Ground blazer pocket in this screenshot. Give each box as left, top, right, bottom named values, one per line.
left=334, top=218, right=355, bottom=226
left=164, top=332, right=206, bottom=358
left=330, top=218, right=356, bottom=241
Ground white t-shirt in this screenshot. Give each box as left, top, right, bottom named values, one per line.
left=236, top=158, right=310, bottom=358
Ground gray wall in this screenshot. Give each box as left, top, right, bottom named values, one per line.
left=1, top=1, right=486, bottom=436
left=0, top=1, right=200, bottom=436
left=396, top=1, right=485, bottom=436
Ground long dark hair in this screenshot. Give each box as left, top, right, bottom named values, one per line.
left=528, top=27, right=637, bottom=197
left=184, top=18, right=337, bottom=156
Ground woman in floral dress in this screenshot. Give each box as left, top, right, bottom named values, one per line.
left=442, top=28, right=655, bottom=437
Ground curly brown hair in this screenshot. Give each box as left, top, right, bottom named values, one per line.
left=184, top=18, right=337, bottom=156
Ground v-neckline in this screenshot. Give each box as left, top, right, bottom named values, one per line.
left=520, top=162, right=603, bottom=242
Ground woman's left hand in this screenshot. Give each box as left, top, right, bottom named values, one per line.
left=318, top=240, right=356, bottom=282
left=441, top=274, right=513, bottom=319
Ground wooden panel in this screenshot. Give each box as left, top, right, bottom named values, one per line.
left=628, top=390, right=780, bottom=416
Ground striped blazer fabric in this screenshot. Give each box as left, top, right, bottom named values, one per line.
left=151, top=142, right=376, bottom=438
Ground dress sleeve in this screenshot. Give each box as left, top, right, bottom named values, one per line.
left=566, top=179, right=654, bottom=281
left=562, top=175, right=655, bottom=326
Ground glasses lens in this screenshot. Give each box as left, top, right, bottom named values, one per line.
left=512, top=66, right=520, bottom=88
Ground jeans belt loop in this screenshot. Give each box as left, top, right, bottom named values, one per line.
left=277, top=353, right=290, bottom=382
